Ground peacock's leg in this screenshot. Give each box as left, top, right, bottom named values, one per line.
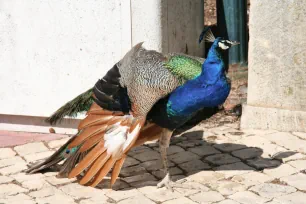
left=157, top=128, right=173, bottom=190
left=157, top=128, right=201, bottom=191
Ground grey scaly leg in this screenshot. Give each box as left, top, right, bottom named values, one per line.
left=157, top=128, right=201, bottom=191
left=157, top=128, right=173, bottom=190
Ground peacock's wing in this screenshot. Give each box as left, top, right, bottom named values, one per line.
left=164, top=53, right=204, bottom=81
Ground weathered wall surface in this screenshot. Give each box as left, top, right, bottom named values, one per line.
left=241, top=0, right=306, bottom=132
left=0, top=0, right=203, bottom=133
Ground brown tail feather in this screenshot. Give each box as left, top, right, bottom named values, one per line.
left=78, top=115, right=113, bottom=130
left=111, top=155, right=126, bottom=187
left=67, top=102, right=145, bottom=186
left=68, top=141, right=106, bottom=178
left=79, top=133, right=105, bottom=152
left=68, top=124, right=107, bottom=149
left=79, top=152, right=110, bottom=185
left=90, top=157, right=116, bottom=187
left=26, top=102, right=162, bottom=188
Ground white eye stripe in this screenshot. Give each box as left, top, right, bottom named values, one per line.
left=218, top=42, right=230, bottom=50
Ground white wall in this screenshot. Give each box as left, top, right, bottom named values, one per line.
left=0, top=0, right=203, bottom=132
left=0, top=0, right=130, bottom=117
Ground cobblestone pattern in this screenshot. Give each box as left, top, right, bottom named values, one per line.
left=1, top=118, right=306, bottom=204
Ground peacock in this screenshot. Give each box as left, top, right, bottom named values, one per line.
left=26, top=29, right=239, bottom=190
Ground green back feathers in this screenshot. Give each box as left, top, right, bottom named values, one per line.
left=164, top=55, right=202, bottom=81
left=46, top=88, right=94, bottom=125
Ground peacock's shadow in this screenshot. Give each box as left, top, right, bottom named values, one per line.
left=93, top=130, right=297, bottom=191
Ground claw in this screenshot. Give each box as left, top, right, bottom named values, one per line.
left=157, top=173, right=200, bottom=192
left=157, top=173, right=174, bottom=192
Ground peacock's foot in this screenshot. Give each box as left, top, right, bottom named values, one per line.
left=157, top=173, right=200, bottom=192
left=157, top=173, right=174, bottom=191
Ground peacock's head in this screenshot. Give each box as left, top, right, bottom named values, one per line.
left=199, top=27, right=240, bottom=51
left=214, top=37, right=240, bottom=51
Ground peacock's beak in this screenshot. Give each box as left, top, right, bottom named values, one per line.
left=230, top=41, right=240, bottom=46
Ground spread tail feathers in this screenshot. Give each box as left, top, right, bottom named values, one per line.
left=27, top=102, right=147, bottom=187
left=45, top=88, right=94, bottom=125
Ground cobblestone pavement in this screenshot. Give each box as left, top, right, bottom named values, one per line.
left=1, top=114, right=306, bottom=203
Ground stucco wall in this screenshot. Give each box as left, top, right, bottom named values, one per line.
left=0, top=0, right=203, bottom=132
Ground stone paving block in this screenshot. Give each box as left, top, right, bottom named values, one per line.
left=280, top=152, right=306, bottom=163
left=174, top=181, right=209, bottom=196
left=79, top=199, right=108, bottom=204
left=232, top=172, right=272, bottom=187
left=22, top=178, right=51, bottom=190
left=0, top=184, right=28, bottom=198
left=11, top=173, right=45, bottom=183
left=129, top=180, right=158, bottom=188
left=176, top=141, right=198, bottom=148
left=287, top=159, right=306, bottom=171
left=229, top=191, right=269, bottom=204
left=48, top=138, right=70, bottom=148
left=264, top=201, right=282, bottom=204
left=0, top=193, right=34, bottom=204
left=205, top=154, right=240, bottom=165
left=128, top=146, right=152, bottom=156
left=14, top=142, right=49, bottom=156
left=293, top=132, right=306, bottom=140
left=123, top=156, right=140, bottom=167
left=188, top=171, right=225, bottom=184
left=179, top=159, right=211, bottom=172
left=60, top=183, right=108, bottom=200
left=209, top=181, right=246, bottom=196
left=43, top=172, right=58, bottom=177
left=189, top=191, right=225, bottom=203
left=24, top=150, right=55, bottom=163
left=140, top=159, right=174, bottom=171
left=138, top=186, right=182, bottom=202
left=122, top=172, right=156, bottom=184
left=152, top=167, right=183, bottom=179
left=217, top=200, right=240, bottom=204
left=0, top=156, right=25, bottom=168
left=169, top=151, right=200, bottom=164
left=96, top=179, right=130, bottom=190
left=169, top=136, right=187, bottom=145
left=0, top=199, right=36, bottom=204
left=117, top=195, right=155, bottom=204
left=28, top=186, right=64, bottom=198
left=206, top=135, right=232, bottom=144
left=232, top=147, right=263, bottom=160
left=0, top=148, right=16, bottom=159
left=188, top=146, right=221, bottom=156
left=280, top=173, right=306, bottom=191
left=45, top=175, right=76, bottom=185
left=120, top=165, right=147, bottom=177
left=0, top=176, right=13, bottom=184
left=133, top=150, right=161, bottom=162
left=238, top=136, right=286, bottom=158
left=263, top=164, right=299, bottom=179
left=106, top=188, right=142, bottom=202
left=167, top=145, right=185, bottom=155
left=274, top=191, right=306, bottom=204
left=214, top=162, right=255, bottom=178
left=247, top=158, right=281, bottom=170
left=250, top=183, right=296, bottom=199
left=213, top=143, right=246, bottom=153
left=0, top=163, right=27, bottom=175
left=264, top=132, right=306, bottom=153
left=163, top=197, right=197, bottom=204
left=35, top=193, right=76, bottom=204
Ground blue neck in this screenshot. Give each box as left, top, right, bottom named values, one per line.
left=199, top=40, right=225, bottom=84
